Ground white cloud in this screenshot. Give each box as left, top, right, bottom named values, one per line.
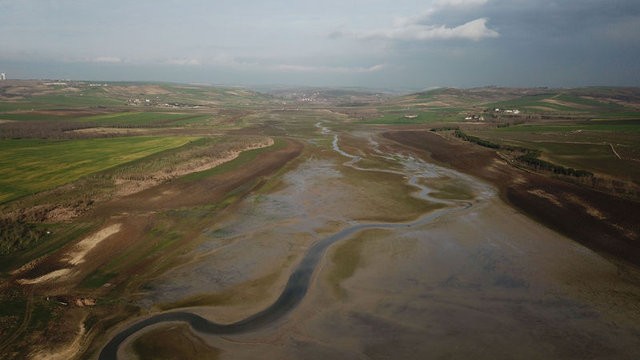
left=360, top=18, right=499, bottom=41
left=393, top=0, right=489, bottom=27
left=334, top=0, right=498, bottom=43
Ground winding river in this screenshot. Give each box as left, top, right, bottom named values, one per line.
left=98, top=127, right=492, bottom=359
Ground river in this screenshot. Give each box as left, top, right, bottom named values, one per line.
left=99, top=127, right=492, bottom=359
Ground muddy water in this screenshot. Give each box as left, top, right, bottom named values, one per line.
left=101, top=128, right=640, bottom=360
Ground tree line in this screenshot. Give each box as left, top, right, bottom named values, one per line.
left=451, top=129, right=593, bottom=178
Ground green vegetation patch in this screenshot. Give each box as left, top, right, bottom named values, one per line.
left=181, top=138, right=284, bottom=181
left=0, top=112, right=75, bottom=122
left=327, top=232, right=369, bottom=299
left=535, top=142, right=640, bottom=181
left=455, top=129, right=594, bottom=178
left=427, top=178, right=475, bottom=201
left=0, top=222, right=95, bottom=269
left=516, top=152, right=593, bottom=177
left=77, top=112, right=209, bottom=127
left=365, top=109, right=461, bottom=124
left=0, top=136, right=195, bottom=203
left=27, top=93, right=122, bottom=108
left=0, top=219, right=48, bottom=255
left=487, top=93, right=634, bottom=114
left=488, top=94, right=578, bottom=112
left=498, top=123, right=640, bottom=133
left=327, top=229, right=395, bottom=299
left=159, top=271, right=280, bottom=310
left=80, top=270, right=118, bottom=289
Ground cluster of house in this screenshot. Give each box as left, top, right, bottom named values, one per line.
left=463, top=108, right=521, bottom=121
left=494, top=108, right=521, bottom=114
left=297, top=92, right=327, bottom=103
left=126, top=97, right=201, bottom=109
left=1, top=73, right=7, bottom=80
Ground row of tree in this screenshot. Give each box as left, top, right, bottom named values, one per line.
left=452, top=129, right=593, bottom=178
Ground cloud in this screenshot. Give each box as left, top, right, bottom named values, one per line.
left=333, top=1, right=498, bottom=43
left=359, top=18, right=499, bottom=42
left=392, top=0, right=489, bottom=27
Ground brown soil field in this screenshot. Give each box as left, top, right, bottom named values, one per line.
left=383, top=130, right=640, bottom=267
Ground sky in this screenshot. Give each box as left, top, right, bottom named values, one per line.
left=1, top=0, right=639, bottom=90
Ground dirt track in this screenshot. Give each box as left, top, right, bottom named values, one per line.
left=383, top=130, right=640, bottom=267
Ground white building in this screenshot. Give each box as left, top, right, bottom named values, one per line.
left=0, top=73, right=5, bottom=80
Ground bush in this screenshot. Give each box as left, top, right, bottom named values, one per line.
left=454, top=130, right=501, bottom=149
left=516, top=154, right=593, bottom=177
left=430, top=126, right=459, bottom=132
left=0, top=219, right=47, bottom=255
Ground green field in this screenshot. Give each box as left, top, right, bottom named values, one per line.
left=0, top=136, right=195, bottom=203
left=78, top=112, right=212, bottom=126
left=27, top=93, right=123, bottom=108
left=498, top=123, right=640, bottom=133
left=365, top=109, right=461, bottom=124
left=486, top=93, right=631, bottom=114
left=0, top=111, right=212, bottom=126
left=466, top=122, right=640, bottom=182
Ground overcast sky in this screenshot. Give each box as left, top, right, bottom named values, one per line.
left=1, top=0, right=639, bottom=89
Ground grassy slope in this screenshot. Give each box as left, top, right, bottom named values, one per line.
left=0, top=136, right=196, bottom=203
left=467, top=122, right=640, bottom=182
left=77, top=112, right=211, bottom=126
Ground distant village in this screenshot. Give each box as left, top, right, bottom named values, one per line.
left=464, top=108, right=521, bottom=121
left=402, top=107, right=523, bottom=122
left=126, top=96, right=202, bottom=109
